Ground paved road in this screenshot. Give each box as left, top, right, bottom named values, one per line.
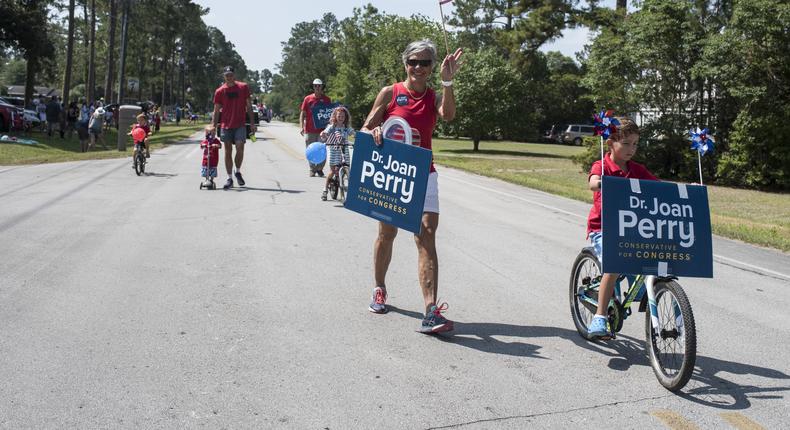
left=1, top=121, right=789, bottom=429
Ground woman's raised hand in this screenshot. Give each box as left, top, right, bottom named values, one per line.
left=440, top=48, right=464, bottom=82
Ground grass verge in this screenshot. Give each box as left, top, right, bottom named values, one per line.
left=0, top=123, right=207, bottom=165
left=433, top=138, right=790, bottom=252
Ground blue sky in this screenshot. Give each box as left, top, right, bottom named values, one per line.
left=195, top=0, right=617, bottom=72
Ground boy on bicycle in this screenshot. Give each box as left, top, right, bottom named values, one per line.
left=319, top=106, right=354, bottom=201
left=586, top=117, right=658, bottom=338
left=130, top=113, right=151, bottom=161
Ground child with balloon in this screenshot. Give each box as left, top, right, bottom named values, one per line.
left=129, top=113, right=151, bottom=164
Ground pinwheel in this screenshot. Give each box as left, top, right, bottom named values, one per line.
left=689, top=127, right=715, bottom=184
left=689, top=127, right=715, bottom=156
left=593, top=109, right=620, bottom=139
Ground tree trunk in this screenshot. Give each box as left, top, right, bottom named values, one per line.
left=24, top=56, right=37, bottom=109
left=104, top=0, right=118, bottom=103
left=473, top=137, right=480, bottom=152
left=83, top=0, right=89, bottom=91
left=116, top=0, right=129, bottom=104
left=62, top=0, right=76, bottom=106
left=137, top=51, right=144, bottom=100
left=616, top=0, right=627, bottom=11
left=87, top=0, right=96, bottom=103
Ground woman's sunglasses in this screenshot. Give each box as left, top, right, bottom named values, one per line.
left=406, top=59, right=432, bottom=67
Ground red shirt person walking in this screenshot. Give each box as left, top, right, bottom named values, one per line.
left=299, top=78, right=331, bottom=177
left=212, top=66, right=255, bottom=189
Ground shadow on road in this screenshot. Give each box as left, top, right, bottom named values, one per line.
left=226, top=187, right=304, bottom=193
left=561, top=331, right=790, bottom=409
left=142, top=172, right=178, bottom=178
left=389, top=307, right=790, bottom=407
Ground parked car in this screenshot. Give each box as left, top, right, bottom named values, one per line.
left=1, top=97, right=44, bottom=128
left=561, top=124, right=595, bottom=145
left=0, top=99, right=27, bottom=132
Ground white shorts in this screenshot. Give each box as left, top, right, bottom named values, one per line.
left=423, top=171, right=439, bottom=214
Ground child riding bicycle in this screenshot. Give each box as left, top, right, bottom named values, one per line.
left=320, top=106, right=354, bottom=201
left=129, top=113, right=151, bottom=162
left=586, top=117, right=658, bottom=338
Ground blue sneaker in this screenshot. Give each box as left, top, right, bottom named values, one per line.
left=419, top=303, right=454, bottom=334
left=368, top=287, right=388, bottom=314
left=588, top=315, right=609, bottom=338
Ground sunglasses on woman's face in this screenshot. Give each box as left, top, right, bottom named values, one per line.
left=406, top=59, right=432, bottom=67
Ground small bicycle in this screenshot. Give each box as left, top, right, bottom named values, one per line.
left=322, top=131, right=353, bottom=202
left=569, top=247, right=697, bottom=391
left=132, top=142, right=146, bottom=176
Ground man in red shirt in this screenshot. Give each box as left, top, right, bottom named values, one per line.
left=299, top=78, right=331, bottom=177
left=212, top=66, right=256, bottom=189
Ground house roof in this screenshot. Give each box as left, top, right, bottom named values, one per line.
left=6, top=86, right=62, bottom=98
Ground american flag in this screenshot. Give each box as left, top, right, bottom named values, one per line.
left=384, top=124, right=421, bottom=146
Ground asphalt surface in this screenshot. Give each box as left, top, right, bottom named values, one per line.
left=1, top=121, right=789, bottom=429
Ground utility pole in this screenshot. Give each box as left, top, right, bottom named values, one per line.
left=117, top=0, right=130, bottom=104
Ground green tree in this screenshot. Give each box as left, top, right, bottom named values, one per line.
left=705, top=0, right=790, bottom=188
left=0, top=0, right=56, bottom=106
left=451, top=48, right=526, bottom=151
left=276, top=13, right=339, bottom=115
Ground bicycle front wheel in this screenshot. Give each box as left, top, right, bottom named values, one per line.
left=569, top=248, right=601, bottom=340
left=645, top=280, right=696, bottom=391
left=134, top=153, right=143, bottom=176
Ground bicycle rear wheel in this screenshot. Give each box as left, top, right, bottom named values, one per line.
left=339, top=167, right=349, bottom=202
left=645, top=280, right=696, bottom=391
left=569, top=248, right=601, bottom=340
left=134, top=153, right=143, bottom=176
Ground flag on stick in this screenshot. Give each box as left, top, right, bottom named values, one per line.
left=438, top=0, right=452, bottom=60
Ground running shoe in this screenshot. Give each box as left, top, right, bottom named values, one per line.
left=419, top=303, right=454, bottom=334
left=310, top=170, right=316, bottom=177
left=317, top=170, right=325, bottom=177
left=368, top=287, right=388, bottom=314
left=234, top=171, right=246, bottom=186
left=588, top=315, right=609, bottom=338
left=321, top=190, right=328, bottom=201
left=223, top=177, right=233, bottom=189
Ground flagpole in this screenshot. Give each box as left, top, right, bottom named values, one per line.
left=697, top=151, right=703, bottom=185
left=438, top=1, right=451, bottom=59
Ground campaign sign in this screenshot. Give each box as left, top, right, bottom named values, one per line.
left=601, top=176, right=713, bottom=278
left=311, top=102, right=340, bottom=130
left=345, top=132, right=431, bottom=234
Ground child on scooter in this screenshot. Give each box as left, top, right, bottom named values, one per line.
left=201, top=125, right=222, bottom=182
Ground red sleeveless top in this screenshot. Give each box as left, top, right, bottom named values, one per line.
left=385, top=82, right=437, bottom=173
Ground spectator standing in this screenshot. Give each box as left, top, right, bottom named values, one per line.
left=36, top=99, right=47, bottom=132
left=65, top=102, right=79, bottom=139
left=45, top=97, right=63, bottom=138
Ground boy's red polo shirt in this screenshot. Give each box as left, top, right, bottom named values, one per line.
left=587, top=153, right=658, bottom=236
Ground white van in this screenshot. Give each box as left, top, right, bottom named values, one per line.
left=561, top=124, right=595, bottom=145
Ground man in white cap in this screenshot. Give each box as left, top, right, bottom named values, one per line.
left=299, top=78, right=331, bottom=177
left=212, top=66, right=256, bottom=189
